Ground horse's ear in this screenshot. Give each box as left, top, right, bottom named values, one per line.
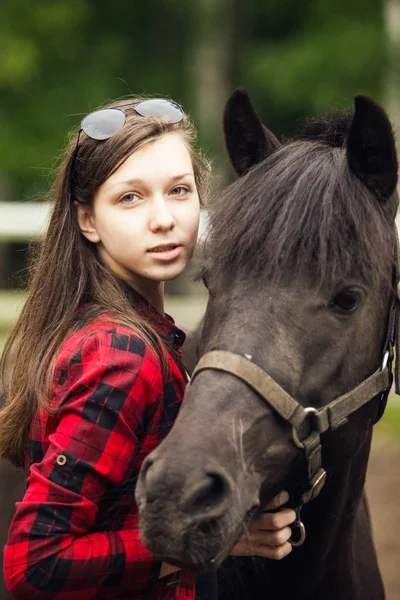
left=347, top=95, right=398, bottom=201
left=223, top=89, right=280, bottom=177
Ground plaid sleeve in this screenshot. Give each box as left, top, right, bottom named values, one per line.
left=3, top=330, right=166, bottom=599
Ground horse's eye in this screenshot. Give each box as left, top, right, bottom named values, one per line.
left=202, top=275, right=209, bottom=289
left=330, top=289, right=360, bottom=313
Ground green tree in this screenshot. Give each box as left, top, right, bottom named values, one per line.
left=0, top=0, right=388, bottom=198
left=239, top=0, right=386, bottom=136
left=0, top=0, right=195, bottom=197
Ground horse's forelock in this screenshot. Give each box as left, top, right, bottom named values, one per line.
left=296, top=110, right=353, bottom=148
left=207, top=135, right=394, bottom=290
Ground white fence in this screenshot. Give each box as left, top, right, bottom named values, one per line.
left=0, top=202, right=209, bottom=242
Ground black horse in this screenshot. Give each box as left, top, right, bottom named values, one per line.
left=136, top=90, right=399, bottom=599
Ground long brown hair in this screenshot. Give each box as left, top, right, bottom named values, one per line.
left=0, top=96, right=210, bottom=467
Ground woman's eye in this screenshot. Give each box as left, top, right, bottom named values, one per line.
left=171, top=186, right=190, bottom=196
left=329, top=290, right=361, bottom=313
left=120, top=192, right=139, bottom=204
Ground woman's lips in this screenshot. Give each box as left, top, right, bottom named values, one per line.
left=147, top=244, right=182, bottom=261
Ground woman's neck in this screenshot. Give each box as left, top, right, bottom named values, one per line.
left=130, top=279, right=165, bottom=316
left=102, top=255, right=166, bottom=315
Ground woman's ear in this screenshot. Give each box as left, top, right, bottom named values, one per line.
left=75, top=202, right=101, bottom=243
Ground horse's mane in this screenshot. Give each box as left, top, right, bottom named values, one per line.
left=206, top=111, right=394, bottom=288
left=297, top=110, right=353, bottom=147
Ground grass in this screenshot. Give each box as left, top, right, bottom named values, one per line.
left=0, top=290, right=25, bottom=351
left=0, top=290, right=25, bottom=329
left=375, top=395, right=400, bottom=441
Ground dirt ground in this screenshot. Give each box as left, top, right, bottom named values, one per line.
left=366, top=436, right=400, bottom=600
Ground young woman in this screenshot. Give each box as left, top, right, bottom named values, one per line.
left=0, top=97, right=295, bottom=600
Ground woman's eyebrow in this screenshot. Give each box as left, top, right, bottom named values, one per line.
left=170, top=173, right=195, bottom=181
left=113, top=173, right=195, bottom=187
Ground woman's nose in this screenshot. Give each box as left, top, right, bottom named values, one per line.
left=149, top=197, right=175, bottom=232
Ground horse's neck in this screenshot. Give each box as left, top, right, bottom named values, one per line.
left=303, top=417, right=375, bottom=536
left=182, top=321, right=204, bottom=374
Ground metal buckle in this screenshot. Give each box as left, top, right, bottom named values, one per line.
left=382, top=340, right=394, bottom=371
left=289, top=520, right=306, bottom=547
left=292, top=407, right=318, bottom=449
left=301, top=468, right=327, bottom=504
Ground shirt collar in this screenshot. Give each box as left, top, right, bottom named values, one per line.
left=128, top=288, right=186, bottom=351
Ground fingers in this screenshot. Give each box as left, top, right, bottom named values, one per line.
left=231, top=523, right=294, bottom=559
left=230, top=490, right=297, bottom=561
left=263, top=490, right=289, bottom=511
left=252, top=525, right=293, bottom=547
left=230, top=534, right=293, bottom=560
left=252, top=508, right=297, bottom=531
left=257, top=541, right=293, bottom=560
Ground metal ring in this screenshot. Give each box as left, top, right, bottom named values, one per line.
left=289, top=520, right=306, bottom=547
left=56, top=454, right=67, bottom=466
left=292, top=407, right=318, bottom=449
left=382, top=350, right=389, bottom=371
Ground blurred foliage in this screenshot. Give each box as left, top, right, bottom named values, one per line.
left=240, top=0, right=386, bottom=135
left=0, top=0, right=195, bottom=196
left=0, top=0, right=387, bottom=198
left=375, top=398, right=400, bottom=440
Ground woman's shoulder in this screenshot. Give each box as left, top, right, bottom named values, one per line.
left=56, top=311, right=162, bottom=378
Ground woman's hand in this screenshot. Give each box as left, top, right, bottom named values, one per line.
left=230, top=491, right=296, bottom=560
left=159, top=562, right=181, bottom=578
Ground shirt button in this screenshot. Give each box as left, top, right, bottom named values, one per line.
left=56, top=454, right=67, bottom=466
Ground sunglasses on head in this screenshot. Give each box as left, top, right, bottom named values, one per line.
left=69, top=98, right=185, bottom=201
left=80, top=98, right=184, bottom=141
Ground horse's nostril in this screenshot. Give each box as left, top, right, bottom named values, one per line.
left=197, top=517, right=218, bottom=536
left=194, top=474, right=224, bottom=507
left=181, top=471, right=231, bottom=514
left=140, top=456, right=154, bottom=482
left=139, top=456, right=165, bottom=504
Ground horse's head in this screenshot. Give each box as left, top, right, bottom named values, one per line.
left=136, top=91, right=398, bottom=570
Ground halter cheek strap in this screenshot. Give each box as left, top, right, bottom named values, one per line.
left=190, top=229, right=400, bottom=546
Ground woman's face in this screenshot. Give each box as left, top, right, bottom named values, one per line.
left=77, top=132, right=200, bottom=295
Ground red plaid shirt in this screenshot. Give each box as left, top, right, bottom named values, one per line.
left=4, top=296, right=196, bottom=600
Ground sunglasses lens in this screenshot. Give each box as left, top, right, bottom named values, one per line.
left=135, top=99, right=184, bottom=123
left=81, top=108, right=126, bottom=140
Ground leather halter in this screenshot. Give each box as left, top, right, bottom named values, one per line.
left=191, top=229, right=400, bottom=546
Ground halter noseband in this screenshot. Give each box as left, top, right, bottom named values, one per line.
left=191, top=230, right=400, bottom=547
